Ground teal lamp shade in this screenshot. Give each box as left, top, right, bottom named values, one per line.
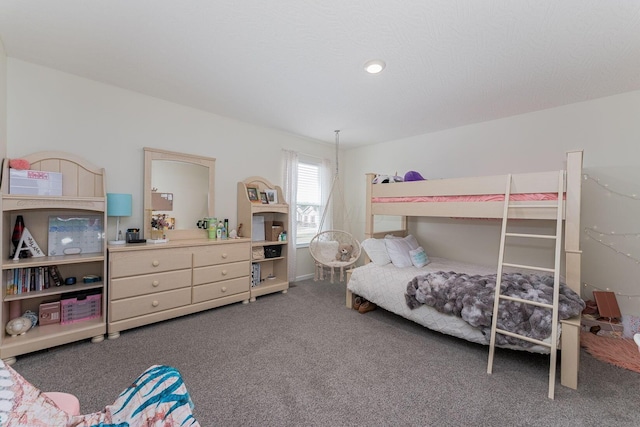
left=107, top=193, right=132, bottom=244
left=107, top=193, right=132, bottom=217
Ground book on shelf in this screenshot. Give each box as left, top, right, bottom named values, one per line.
left=251, top=263, right=261, bottom=287
left=49, top=265, right=64, bottom=287
left=5, top=265, right=62, bottom=295
left=43, top=266, right=50, bottom=289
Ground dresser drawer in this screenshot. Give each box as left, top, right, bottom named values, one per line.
left=110, top=288, right=191, bottom=322
left=111, top=270, right=192, bottom=300
left=192, top=276, right=249, bottom=304
left=193, top=261, right=248, bottom=286
left=110, top=249, right=191, bottom=278
left=193, top=242, right=250, bottom=267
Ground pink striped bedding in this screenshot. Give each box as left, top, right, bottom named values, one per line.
left=372, top=193, right=562, bottom=203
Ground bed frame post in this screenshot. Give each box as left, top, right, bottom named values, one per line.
left=347, top=173, right=378, bottom=308
left=564, top=150, right=583, bottom=295
left=365, top=173, right=376, bottom=240
left=560, top=150, right=583, bottom=390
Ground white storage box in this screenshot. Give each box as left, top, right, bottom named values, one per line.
left=10, top=169, right=63, bottom=196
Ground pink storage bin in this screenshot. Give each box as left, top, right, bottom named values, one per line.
left=60, top=294, right=101, bottom=324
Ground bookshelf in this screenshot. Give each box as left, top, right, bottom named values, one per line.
left=237, top=176, right=289, bottom=302
left=0, top=152, right=107, bottom=364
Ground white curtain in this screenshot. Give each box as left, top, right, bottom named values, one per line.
left=282, top=149, right=298, bottom=282
left=320, top=157, right=333, bottom=231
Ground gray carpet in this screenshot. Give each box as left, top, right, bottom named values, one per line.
left=11, top=278, right=640, bottom=426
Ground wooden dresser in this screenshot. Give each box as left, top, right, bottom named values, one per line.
left=107, top=238, right=251, bottom=338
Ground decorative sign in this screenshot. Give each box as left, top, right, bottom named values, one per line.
left=13, top=228, right=45, bottom=260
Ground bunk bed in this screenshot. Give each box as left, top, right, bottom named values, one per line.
left=346, top=150, right=583, bottom=392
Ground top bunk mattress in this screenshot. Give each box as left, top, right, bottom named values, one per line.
left=347, top=257, right=559, bottom=353
left=371, top=193, right=561, bottom=203
left=367, top=170, right=567, bottom=220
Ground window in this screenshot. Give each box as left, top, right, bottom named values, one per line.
left=296, top=158, right=326, bottom=246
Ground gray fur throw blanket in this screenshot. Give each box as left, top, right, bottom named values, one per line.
left=405, top=271, right=585, bottom=347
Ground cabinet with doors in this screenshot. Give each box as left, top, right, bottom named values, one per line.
left=237, top=177, right=289, bottom=302
left=0, top=152, right=107, bottom=364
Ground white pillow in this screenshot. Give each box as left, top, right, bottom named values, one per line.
left=410, top=246, right=429, bottom=268
left=314, top=240, right=339, bottom=263
left=361, top=238, right=391, bottom=265
left=384, top=235, right=420, bottom=268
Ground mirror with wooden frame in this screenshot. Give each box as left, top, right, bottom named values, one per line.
left=143, top=147, right=215, bottom=240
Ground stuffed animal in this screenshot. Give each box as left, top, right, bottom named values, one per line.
left=6, top=316, right=32, bottom=337
left=336, top=243, right=354, bottom=262
left=9, top=158, right=30, bottom=170
left=372, top=173, right=403, bottom=184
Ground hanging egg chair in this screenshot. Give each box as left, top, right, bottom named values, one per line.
left=309, top=230, right=361, bottom=283
left=308, top=130, right=361, bottom=283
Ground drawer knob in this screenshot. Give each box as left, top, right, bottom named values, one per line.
left=152, top=280, right=159, bottom=287
left=222, top=270, right=228, bottom=276
left=152, top=260, right=160, bottom=267
left=152, top=300, right=159, bottom=307
left=221, top=253, right=228, bottom=259
left=221, top=286, right=227, bottom=293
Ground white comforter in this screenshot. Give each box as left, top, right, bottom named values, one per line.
left=347, top=257, right=553, bottom=353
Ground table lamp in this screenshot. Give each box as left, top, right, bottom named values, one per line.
left=107, top=193, right=132, bottom=245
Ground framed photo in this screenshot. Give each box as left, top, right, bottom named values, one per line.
left=260, top=191, right=269, bottom=204
left=165, top=216, right=176, bottom=230
left=265, top=189, right=278, bottom=204
left=247, top=187, right=260, bottom=202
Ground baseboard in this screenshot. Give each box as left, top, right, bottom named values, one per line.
left=293, top=273, right=314, bottom=282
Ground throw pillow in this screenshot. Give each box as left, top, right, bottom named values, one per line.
left=384, top=235, right=420, bottom=268
left=409, top=246, right=429, bottom=268
left=361, top=238, right=391, bottom=265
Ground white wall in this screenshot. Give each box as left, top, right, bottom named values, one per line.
left=6, top=59, right=334, bottom=279
left=9, top=57, right=640, bottom=313
left=344, top=90, right=640, bottom=317
left=0, top=39, right=6, bottom=159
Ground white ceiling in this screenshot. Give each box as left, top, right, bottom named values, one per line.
left=1, top=1, right=639, bottom=148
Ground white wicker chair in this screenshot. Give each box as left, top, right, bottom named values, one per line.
left=309, top=230, right=361, bottom=283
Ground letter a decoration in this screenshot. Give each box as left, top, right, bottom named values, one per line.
left=13, top=227, right=45, bottom=260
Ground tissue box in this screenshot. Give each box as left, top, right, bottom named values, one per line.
left=10, top=169, right=63, bottom=196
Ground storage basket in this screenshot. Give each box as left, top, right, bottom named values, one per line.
left=61, top=293, right=101, bottom=324
left=264, top=245, right=282, bottom=258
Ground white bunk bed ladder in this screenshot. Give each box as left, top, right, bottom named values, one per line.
left=486, top=171, right=565, bottom=400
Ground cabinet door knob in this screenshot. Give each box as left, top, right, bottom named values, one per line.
left=221, top=253, right=228, bottom=259
left=152, top=280, right=160, bottom=287
left=152, top=300, right=159, bottom=307
left=222, top=270, right=228, bottom=276
left=221, top=286, right=227, bottom=292
left=152, top=260, right=160, bottom=267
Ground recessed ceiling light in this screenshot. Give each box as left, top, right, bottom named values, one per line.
left=364, top=59, right=386, bottom=74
